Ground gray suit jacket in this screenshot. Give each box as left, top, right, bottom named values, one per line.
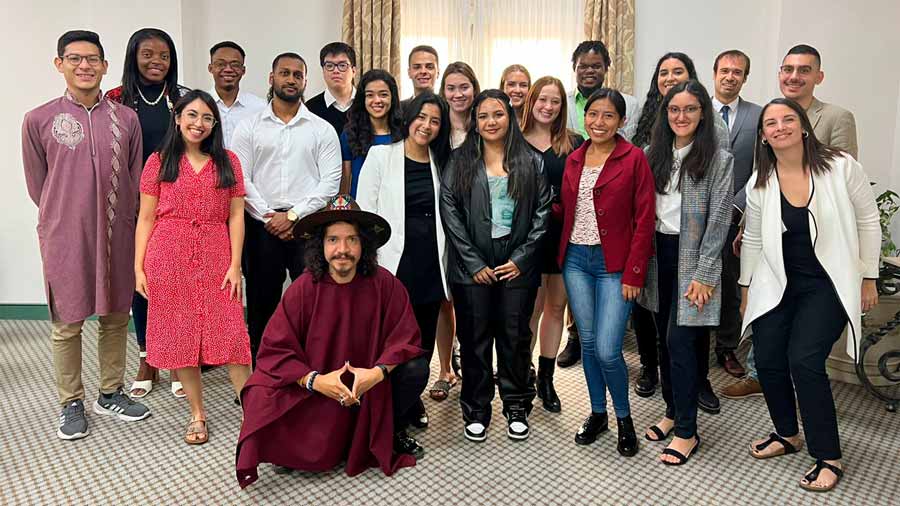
left=726, top=97, right=762, bottom=212
left=638, top=148, right=735, bottom=327
left=808, top=97, right=858, bottom=160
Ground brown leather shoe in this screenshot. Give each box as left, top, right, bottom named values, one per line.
left=721, top=377, right=763, bottom=399
left=717, top=351, right=746, bottom=378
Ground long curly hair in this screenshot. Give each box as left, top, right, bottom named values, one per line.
left=303, top=221, right=380, bottom=282
left=632, top=52, right=697, bottom=148
left=344, top=69, right=404, bottom=157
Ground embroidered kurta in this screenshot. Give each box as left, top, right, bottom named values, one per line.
left=140, top=152, right=251, bottom=369
left=22, top=92, right=142, bottom=323
left=236, top=267, right=424, bottom=488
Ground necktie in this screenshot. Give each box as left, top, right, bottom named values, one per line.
left=721, top=105, right=730, bottom=128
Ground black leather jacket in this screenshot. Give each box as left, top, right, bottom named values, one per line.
left=439, top=150, right=550, bottom=287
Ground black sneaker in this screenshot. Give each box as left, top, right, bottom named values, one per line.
left=634, top=366, right=658, bottom=398
left=505, top=406, right=530, bottom=441
left=697, top=382, right=721, bottom=414
left=574, top=412, right=608, bottom=445
left=465, top=422, right=488, bottom=442
left=393, top=430, right=425, bottom=459
left=57, top=400, right=89, bottom=440
left=93, top=388, right=152, bottom=421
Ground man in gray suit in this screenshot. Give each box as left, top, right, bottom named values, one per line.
left=710, top=49, right=761, bottom=379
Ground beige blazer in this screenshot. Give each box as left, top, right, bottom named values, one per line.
left=808, top=97, right=858, bottom=159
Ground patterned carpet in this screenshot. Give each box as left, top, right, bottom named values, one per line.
left=1, top=318, right=898, bottom=505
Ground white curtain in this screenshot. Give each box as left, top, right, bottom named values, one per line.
left=400, top=0, right=584, bottom=98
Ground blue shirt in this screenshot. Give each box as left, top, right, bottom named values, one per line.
left=340, top=131, right=393, bottom=198
left=488, top=175, right=515, bottom=238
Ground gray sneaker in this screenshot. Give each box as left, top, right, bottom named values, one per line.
left=58, top=400, right=89, bottom=440
left=93, top=389, right=151, bottom=422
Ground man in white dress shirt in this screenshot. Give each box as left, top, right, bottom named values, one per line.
left=207, top=41, right=266, bottom=148
left=231, top=52, right=342, bottom=364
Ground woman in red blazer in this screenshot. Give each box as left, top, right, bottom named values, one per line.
left=555, top=89, right=655, bottom=457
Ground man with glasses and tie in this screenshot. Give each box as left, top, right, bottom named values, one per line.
left=306, top=42, right=357, bottom=135
left=207, top=41, right=266, bottom=148
left=22, top=30, right=150, bottom=440
left=709, top=50, right=761, bottom=383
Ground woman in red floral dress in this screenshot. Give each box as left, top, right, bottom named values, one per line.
left=135, top=89, right=251, bottom=444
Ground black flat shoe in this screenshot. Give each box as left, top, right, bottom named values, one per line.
left=697, top=383, right=721, bottom=414
left=616, top=416, right=639, bottom=457
left=574, top=412, right=608, bottom=445
left=394, top=430, right=425, bottom=459
left=634, top=366, right=658, bottom=398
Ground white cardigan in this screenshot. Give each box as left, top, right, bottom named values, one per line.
left=739, top=153, right=880, bottom=359
left=355, top=141, right=449, bottom=299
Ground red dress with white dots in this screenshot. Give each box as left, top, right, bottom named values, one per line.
left=141, top=151, right=251, bottom=369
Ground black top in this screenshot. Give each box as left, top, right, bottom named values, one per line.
left=135, top=82, right=173, bottom=163
left=780, top=191, right=827, bottom=278
left=396, top=158, right=443, bottom=304
left=306, top=92, right=349, bottom=136
left=531, top=135, right=585, bottom=202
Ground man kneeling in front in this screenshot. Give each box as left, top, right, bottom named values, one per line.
left=236, top=195, right=429, bottom=487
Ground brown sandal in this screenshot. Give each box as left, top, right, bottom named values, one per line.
left=184, top=417, right=208, bottom=445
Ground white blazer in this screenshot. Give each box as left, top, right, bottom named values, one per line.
left=356, top=141, right=449, bottom=299
left=739, top=153, right=880, bottom=359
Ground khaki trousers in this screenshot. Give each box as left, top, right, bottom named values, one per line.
left=51, top=312, right=129, bottom=405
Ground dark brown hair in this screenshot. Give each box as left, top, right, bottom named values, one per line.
left=303, top=221, right=379, bottom=282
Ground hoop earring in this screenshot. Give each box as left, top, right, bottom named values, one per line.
left=802, top=130, right=809, bottom=138
left=761, top=138, right=768, bottom=145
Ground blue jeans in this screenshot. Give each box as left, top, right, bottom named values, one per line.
left=563, top=244, right=633, bottom=418
left=746, top=345, right=757, bottom=380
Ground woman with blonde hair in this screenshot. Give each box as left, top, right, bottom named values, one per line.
left=500, top=64, right=531, bottom=124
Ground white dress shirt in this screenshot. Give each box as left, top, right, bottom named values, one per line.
left=712, top=96, right=739, bottom=132
left=231, top=102, right=342, bottom=222
left=323, top=86, right=356, bottom=112
left=209, top=87, right=267, bottom=149
left=656, top=142, right=693, bottom=234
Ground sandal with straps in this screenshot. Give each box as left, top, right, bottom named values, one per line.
left=128, top=351, right=158, bottom=398
left=645, top=424, right=673, bottom=442
left=184, top=416, right=208, bottom=445
left=800, top=459, right=843, bottom=492
left=750, top=432, right=801, bottom=459
left=661, top=436, right=701, bottom=466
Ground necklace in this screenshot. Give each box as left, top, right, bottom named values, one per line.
left=137, top=82, right=168, bottom=106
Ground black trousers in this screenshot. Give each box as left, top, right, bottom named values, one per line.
left=132, top=292, right=148, bottom=348
left=452, top=278, right=538, bottom=426
left=654, top=233, right=709, bottom=439
left=398, top=300, right=442, bottom=426
left=633, top=305, right=658, bottom=370
left=243, top=212, right=306, bottom=366
left=715, top=223, right=742, bottom=353
left=390, top=355, right=431, bottom=429
left=752, top=273, right=846, bottom=460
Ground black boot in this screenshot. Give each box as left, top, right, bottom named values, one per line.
left=537, top=356, right=561, bottom=412
left=616, top=416, right=639, bottom=457
left=634, top=366, right=658, bottom=398
left=574, top=412, right=608, bottom=445
left=393, top=430, right=425, bottom=459
left=557, top=333, right=581, bottom=368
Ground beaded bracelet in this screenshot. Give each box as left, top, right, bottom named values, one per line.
left=306, top=371, right=319, bottom=392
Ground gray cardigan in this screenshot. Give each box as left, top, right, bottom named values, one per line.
left=637, top=147, right=734, bottom=327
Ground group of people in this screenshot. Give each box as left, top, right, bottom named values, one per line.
left=23, top=26, right=878, bottom=495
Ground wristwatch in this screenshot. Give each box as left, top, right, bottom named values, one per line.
left=286, top=209, right=298, bottom=222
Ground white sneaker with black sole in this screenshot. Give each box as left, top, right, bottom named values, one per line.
left=505, top=407, right=529, bottom=440
left=464, top=422, right=487, bottom=442
left=93, top=388, right=152, bottom=422
left=57, top=400, right=89, bottom=440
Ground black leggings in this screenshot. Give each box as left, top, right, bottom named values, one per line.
left=752, top=273, right=846, bottom=460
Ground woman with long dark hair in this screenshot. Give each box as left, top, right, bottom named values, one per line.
left=638, top=80, right=733, bottom=465
left=440, top=62, right=481, bottom=149
left=106, top=27, right=190, bottom=399
left=520, top=76, right=583, bottom=412
left=356, top=91, right=451, bottom=429
left=340, top=69, right=404, bottom=197
left=440, top=89, right=550, bottom=442
left=741, top=98, right=878, bottom=492
left=135, top=90, right=251, bottom=444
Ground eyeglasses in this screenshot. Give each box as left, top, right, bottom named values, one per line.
left=667, top=105, right=702, bottom=116
left=779, top=65, right=814, bottom=76
left=182, top=111, right=217, bottom=127
left=323, top=61, right=351, bottom=72
left=63, top=54, right=103, bottom=66
left=212, top=60, right=244, bottom=71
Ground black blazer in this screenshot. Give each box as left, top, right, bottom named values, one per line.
left=439, top=150, right=550, bottom=287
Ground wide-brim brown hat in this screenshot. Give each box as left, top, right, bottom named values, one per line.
left=294, top=194, right=391, bottom=247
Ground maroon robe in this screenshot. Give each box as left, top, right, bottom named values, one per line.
left=236, top=266, right=424, bottom=488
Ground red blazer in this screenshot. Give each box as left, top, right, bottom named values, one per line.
left=554, top=135, right=656, bottom=287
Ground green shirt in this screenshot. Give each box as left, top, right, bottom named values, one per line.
left=574, top=90, right=589, bottom=140
left=488, top=175, right=515, bottom=238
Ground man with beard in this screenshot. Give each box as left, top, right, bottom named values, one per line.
left=565, top=40, right=639, bottom=140
left=231, top=52, right=342, bottom=364
left=207, top=41, right=265, bottom=148
left=236, top=195, right=429, bottom=487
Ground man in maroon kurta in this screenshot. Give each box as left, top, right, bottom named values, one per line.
left=236, top=195, right=428, bottom=488
left=21, top=30, right=150, bottom=441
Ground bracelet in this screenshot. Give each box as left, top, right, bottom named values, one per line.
left=305, top=371, right=319, bottom=392
left=375, top=364, right=389, bottom=380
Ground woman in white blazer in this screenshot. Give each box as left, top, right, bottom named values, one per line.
left=739, top=98, right=879, bottom=492
left=356, top=91, right=452, bottom=431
